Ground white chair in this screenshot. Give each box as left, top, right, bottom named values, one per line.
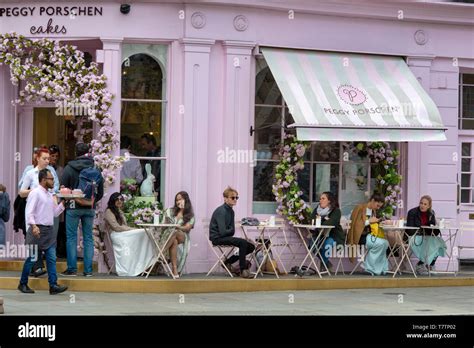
left=205, top=233, right=237, bottom=277
left=97, top=228, right=115, bottom=275
left=333, top=220, right=350, bottom=275
left=202, top=218, right=237, bottom=277
left=457, top=222, right=474, bottom=275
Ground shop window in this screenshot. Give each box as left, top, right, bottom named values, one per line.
left=120, top=44, right=167, bottom=202
left=460, top=142, right=474, bottom=203
left=459, top=74, right=474, bottom=130
left=252, top=57, right=399, bottom=216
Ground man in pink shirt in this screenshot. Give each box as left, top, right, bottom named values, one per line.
left=18, top=168, right=68, bottom=295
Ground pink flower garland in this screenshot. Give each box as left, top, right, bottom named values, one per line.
left=272, top=134, right=312, bottom=224
left=0, top=32, right=125, bottom=185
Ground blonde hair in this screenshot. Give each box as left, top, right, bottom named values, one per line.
left=0, top=184, right=5, bottom=192
left=419, top=195, right=432, bottom=209
left=223, top=186, right=238, bottom=198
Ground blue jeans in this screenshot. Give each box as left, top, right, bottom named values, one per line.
left=309, top=236, right=335, bottom=266
left=66, top=209, right=95, bottom=273
left=20, top=244, right=57, bottom=287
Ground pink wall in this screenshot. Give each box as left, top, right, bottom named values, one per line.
left=1, top=1, right=473, bottom=271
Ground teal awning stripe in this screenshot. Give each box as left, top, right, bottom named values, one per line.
left=261, top=47, right=447, bottom=142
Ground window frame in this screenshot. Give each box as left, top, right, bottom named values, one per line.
left=459, top=73, right=474, bottom=132
left=460, top=142, right=474, bottom=204
left=252, top=57, right=403, bottom=216
left=120, top=45, right=169, bottom=202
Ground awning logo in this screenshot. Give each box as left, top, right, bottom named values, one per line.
left=337, top=84, right=367, bottom=105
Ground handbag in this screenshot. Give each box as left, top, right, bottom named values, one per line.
left=241, top=217, right=260, bottom=226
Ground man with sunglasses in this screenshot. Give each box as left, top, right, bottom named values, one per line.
left=18, top=168, right=68, bottom=295
left=209, top=187, right=255, bottom=278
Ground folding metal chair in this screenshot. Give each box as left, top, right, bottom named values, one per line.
left=457, top=222, right=474, bottom=276
left=349, top=247, right=369, bottom=275
left=96, top=227, right=115, bottom=275
left=334, top=220, right=350, bottom=275
left=201, top=220, right=237, bottom=277
left=205, top=235, right=237, bottom=277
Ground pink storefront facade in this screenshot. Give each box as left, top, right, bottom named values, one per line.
left=0, top=1, right=473, bottom=273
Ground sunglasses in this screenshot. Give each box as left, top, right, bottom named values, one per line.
left=229, top=196, right=239, bottom=200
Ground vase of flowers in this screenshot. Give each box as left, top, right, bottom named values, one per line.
left=123, top=199, right=162, bottom=227
left=120, top=178, right=139, bottom=196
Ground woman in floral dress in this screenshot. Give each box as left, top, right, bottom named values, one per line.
left=158, top=191, right=195, bottom=277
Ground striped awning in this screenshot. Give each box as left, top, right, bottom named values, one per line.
left=261, top=47, right=447, bottom=142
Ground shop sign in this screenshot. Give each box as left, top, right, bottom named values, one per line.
left=326, top=84, right=416, bottom=117
left=0, top=6, right=103, bottom=35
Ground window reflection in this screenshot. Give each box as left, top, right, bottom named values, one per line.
left=122, top=54, right=163, bottom=100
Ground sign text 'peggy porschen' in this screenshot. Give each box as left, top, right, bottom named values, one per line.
left=0, top=6, right=103, bottom=34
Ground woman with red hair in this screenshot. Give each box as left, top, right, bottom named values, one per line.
left=20, top=148, right=60, bottom=197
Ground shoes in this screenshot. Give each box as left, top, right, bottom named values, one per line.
left=83, top=272, right=93, bottom=277
left=61, top=270, right=77, bottom=276
left=416, top=264, right=428, bottom=275
left=222, top=261, right=237, bottom=275
left=240, top=269, right=252, bottom=279
left=17, top=283, right=35, bottom=294
left=322, top=261, right=333, bottom=272
left=49, top=284, right=68, bottom=295
left=33, top=268, right=47, bottom=277
left=295, top=268, right=305, bottom=277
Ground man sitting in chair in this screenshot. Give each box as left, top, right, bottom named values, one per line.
left=209, top=187, right=254, bottom=278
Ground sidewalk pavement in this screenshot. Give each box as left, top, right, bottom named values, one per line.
left=1, top=286, right=472, bottom=315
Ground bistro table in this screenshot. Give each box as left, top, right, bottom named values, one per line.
left=239, top=224, right=283, bottom=278
left=239, top=223, right=285, bottom=279
left=380, top=225, right=420, bottom=278
left=137, top=223, right=180, bottom=279
left=293, top=224, right=334, bottom=278
left=419, top=225, right=459, bottom=276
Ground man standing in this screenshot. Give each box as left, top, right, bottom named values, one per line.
left=0, top=184, right=10, bottom=246
left=140, top=133, right=160, bottom=195
left=49, top=144, right=66, bottom=259
left=48, top=144, right=64, bottom=180
left=18, top=169, right=68, bottom=294
left=61, top=143, right=103, bottom=277
left=120, top=135, right=143, bottom=184
left=209, top=187, right=254, bottom=278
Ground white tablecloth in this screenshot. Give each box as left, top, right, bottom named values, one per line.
left=110, top=228, right=155, bottom=276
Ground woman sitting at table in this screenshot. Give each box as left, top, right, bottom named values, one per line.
left=157, top=191, right=195, bottom=278
left=309, top=192, right=345, bottom=271
left=349, top=192, right=389, bottom=275
left=103, top=193, right=155, bottom=276
left=407, top=195, right=446, bottom=275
